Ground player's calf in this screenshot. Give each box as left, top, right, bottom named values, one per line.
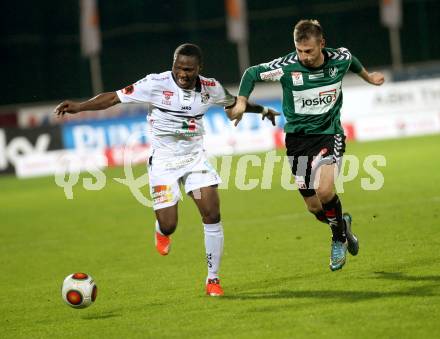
left=322, top=194, right=346, bottom=242
left=312, top=210, right=328, bottom=224
left=301, top=191, right=328, bottom=224
left=343, top=213, right=359, bottom=256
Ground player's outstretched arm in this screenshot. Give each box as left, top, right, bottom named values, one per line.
left=225, top=96, right=280, bottom=126
left=357, top=68, right=385, bottom=86
left=54, top=92, right=121, bottom=116
left=243, top=101, right=280, bottom=126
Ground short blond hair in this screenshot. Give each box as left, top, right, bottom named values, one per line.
left=293, top=19, right=323, bottom=42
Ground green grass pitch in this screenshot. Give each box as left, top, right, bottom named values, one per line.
left=1, top=134, right=440, bottom=338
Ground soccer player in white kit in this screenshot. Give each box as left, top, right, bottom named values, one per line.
left=55, top=43, right=279, bottom=296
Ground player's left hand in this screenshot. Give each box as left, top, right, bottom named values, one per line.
left=54, top=100, right=81, bottom=116
left=262, top=108, right=280, bottom=126
left=368, top=72, right=385, bottom=86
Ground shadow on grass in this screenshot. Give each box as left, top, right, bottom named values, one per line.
left=81, top=312, right=121, bottom=320
left=224, top=286, right=437, bottom=302
left=223, top=273, right=440, bottom=302
left=374, top=271, right=440, bottom=282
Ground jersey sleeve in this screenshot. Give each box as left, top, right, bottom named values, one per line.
left=238, top=57, right=286, bottom=97
left=332, top=47, right=364, bottom=74
left=349, top=55, right=364, bottom=73
left=210, top=81, right=236, bottom=107
left=116, top=75, right=153, bottom=103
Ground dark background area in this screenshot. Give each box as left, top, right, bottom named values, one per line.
left=1, top=0, right=439, bottom=105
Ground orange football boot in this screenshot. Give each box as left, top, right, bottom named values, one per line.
left=206, top=278, right=224, bottom=296
left=155, top=231, right=171, bottom=256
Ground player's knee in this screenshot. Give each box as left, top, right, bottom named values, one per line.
left=157, top=219, right=177, bottom=236
left=307, top=205, right=321, bottom=214
left=201, top=209, right=220, bottom=224
left=316, top=186, right=334, bottom=203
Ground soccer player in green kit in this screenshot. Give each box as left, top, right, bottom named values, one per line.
left=229, top=19, right=384, bottom=271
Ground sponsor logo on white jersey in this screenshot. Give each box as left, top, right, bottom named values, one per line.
left=260, top=68, right=284, bottom=81
left=200, top=79, right=216, bottom=86
left=293, top=81, right=342, bottom=115
left=291, top=72, right=304, bottom=86
left=162, top=90, right=174, bottom=105
left=174, top=118, right=199, bottom=137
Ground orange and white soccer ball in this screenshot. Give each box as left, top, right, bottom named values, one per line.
left=61, top=273, right=97, bottom=308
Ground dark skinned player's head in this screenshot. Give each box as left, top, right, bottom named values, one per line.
left=172, top=43, right=203, bottom=89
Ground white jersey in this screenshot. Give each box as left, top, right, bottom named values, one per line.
left=116, top=71, right=235, bottom=157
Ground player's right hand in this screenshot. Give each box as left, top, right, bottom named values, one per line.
left=230, top=96, right=247, bottom=126
left=54, top=100, right=81, bottom=116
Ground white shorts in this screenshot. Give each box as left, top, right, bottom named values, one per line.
left=148, top=151, right=221, bottom=210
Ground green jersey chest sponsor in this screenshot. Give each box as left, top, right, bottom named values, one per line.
left=292, top=81, right=342, bottom=115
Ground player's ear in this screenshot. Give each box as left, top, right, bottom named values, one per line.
left=320, top=38, right=326, bottom=48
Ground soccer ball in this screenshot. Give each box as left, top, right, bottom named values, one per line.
left=61, top=273, right=97, bottom=308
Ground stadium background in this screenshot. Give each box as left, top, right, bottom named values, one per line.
left=2, top=0, right=440, bottom=105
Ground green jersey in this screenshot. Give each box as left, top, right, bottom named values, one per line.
left=238, top=47, right=364, bottom=135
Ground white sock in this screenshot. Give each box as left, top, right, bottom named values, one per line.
left=204, top=222, right=224, bottom=281
left=155, top=220, right=165, bottom=235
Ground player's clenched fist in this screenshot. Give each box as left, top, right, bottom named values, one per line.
left=367, top=72, right=385, bottom=86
